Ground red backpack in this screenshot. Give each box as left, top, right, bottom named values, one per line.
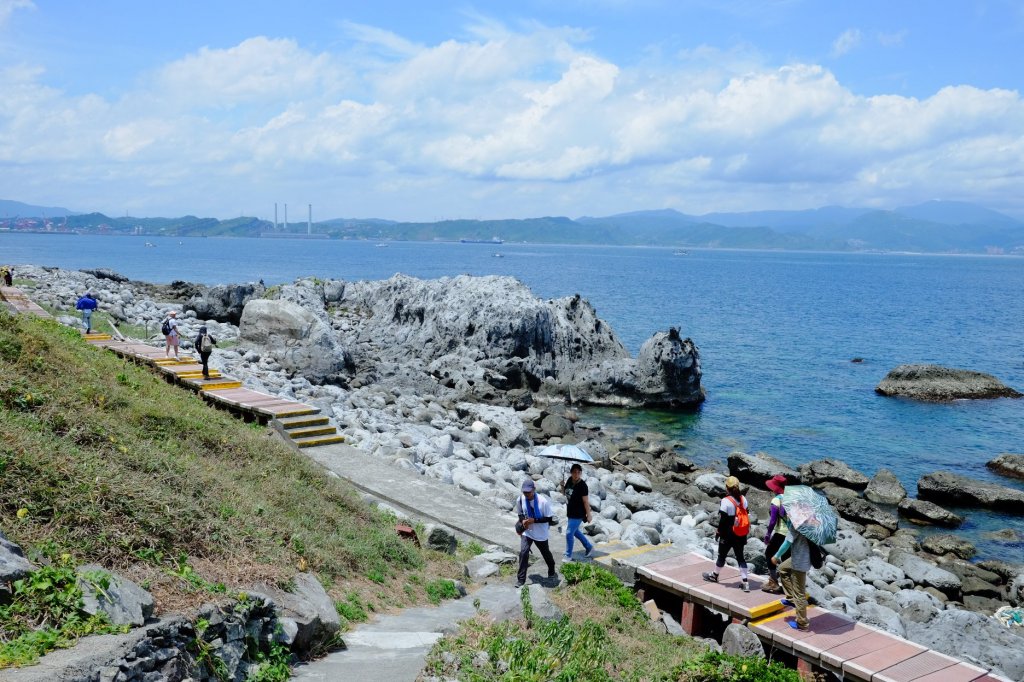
left=726, top=495, right=750, bottom=537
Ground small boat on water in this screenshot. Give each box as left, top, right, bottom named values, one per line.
left=492, top=252, right=504, bottom=258
left=145, top=242, right=156, bottom=247
left=673, top=250, right=688, bottom=256
left=376, top=243, right=389, bottom=247
left=460, top=237, right=504, bottom=244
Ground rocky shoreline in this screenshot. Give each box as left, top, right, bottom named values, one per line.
left=13, top=264, right=1024, bottom=679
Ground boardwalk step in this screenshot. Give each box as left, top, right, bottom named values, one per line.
left=287, top=425, right=337, bottom=439
left=292, top=434, right=345, bottom=448
left=198, top=380, right=244, bottom=391
left=277, top=414, right=329, bottom=429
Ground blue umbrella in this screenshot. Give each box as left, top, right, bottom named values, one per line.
left=537, top=444, right=594, bottom=463
left=781, top=485, right=838, bottom=546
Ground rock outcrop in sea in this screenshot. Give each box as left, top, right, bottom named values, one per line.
left=875, top=363, right=1022, bottom=401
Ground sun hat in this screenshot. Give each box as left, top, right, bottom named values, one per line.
left=766, top=474, right=787, bottom=494
left=521, top=479, right=536, bottom=492
left=724, top=475, right=740, bottom=490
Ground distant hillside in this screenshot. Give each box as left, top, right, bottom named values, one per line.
left=0, top=199, right=78, bottom=218
left=4, top=199, right=1024, bottom=253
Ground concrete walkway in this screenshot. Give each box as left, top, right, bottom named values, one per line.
left=293, top=584, right=522, bottom=681
left=304, top=442, right=524, bottom=552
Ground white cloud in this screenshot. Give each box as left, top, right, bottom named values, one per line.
left=1, top=20, right=1023, bottom=220
left=831, top=29, right=862, bottom=57
left=0, top=0, right=32, bottom=28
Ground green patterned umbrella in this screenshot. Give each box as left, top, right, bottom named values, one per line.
left=782, top=485, right=838, bottom=546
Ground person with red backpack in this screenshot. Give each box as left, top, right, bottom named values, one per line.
left=702, top=476, right=751, bottom=592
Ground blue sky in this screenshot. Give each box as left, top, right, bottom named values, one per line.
left=2, top=0, right=1023, bottom=220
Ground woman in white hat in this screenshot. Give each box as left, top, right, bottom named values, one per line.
left=163, top=310, right=180, bottom=360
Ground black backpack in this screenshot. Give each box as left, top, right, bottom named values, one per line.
left=809, top=542, right=825, bottom=569
left=161, top=319, right=171, bottom=335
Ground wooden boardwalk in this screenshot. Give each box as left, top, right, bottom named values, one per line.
left=637, top=552, right=1011, bottom=682
left=0, top=287, right=344, bottom=448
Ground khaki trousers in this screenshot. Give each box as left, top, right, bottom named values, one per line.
left=778, top=558, right=808, bottom=628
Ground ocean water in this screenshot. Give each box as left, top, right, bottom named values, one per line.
left=4, top=232, right=1024, bottom=562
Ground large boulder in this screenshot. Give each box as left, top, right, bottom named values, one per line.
left=832, top=496, right=899, bottom=531
left=76, top=565, right=154, bottom=627
left=864, top=468, right=907, bottom=505
left=875, top=364, right=1022, bottom=402
left=917, top=471, right=1024, bottom=511
left=186, top=282, right=265, bottom=325
left=799, top=459, right=869, bottom=490
left=727, top=452, right=799, bottom=486
left=611, top=328, right=704, bottom=409
left=252, top=573, right=341, bottom=653
left=239, top=299, right=352, bottom=383
left=897, top=498, right=963, bottom=527
left=987, top=453, right=1024, bottom=480
left=887, top=549, right=961, bottom=598
left=905, top=609, right=1024, bottom=681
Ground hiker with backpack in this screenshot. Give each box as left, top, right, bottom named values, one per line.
left=162, top=310, right=180, bottom=360
left=193, top=325, right=217, bottom=380
left=702, top=475, right=751, bottom=592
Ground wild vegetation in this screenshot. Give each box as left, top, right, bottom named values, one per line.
left=0, top=310, right=468, bottom=666
left=424, top=562, right=802, bottom=681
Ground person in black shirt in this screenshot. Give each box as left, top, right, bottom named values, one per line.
left=562, top=463, right=594, bottom=560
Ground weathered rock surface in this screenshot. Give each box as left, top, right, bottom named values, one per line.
left=186, top=282, right=265, bottom=325
left=727, top=451, right=799, bottom=486
left=897, top=498, right=964, bottom=527
left=920, top=534, right=976, bottom=560
left=875, top=364, right=1022, bottom=402
left=917, top=471, right=1024, bottom=511
left=987, top=453, right=1024, bottom=480
left=864, top=468, right=907, bottom=505
left=905, top=609, right=1024, bottom=680
left=799, top=458, right=870, bottom=490
left=77, top=564, right=155, bottom=627
left=0, top=530, right=34, bottom=583
left=832, top=496, right=898, bottom=531
left=721, top=623, right=764, bottom=658
left=239, top=298, right=352, bottom=383
left=887, top=549, right=961, bottom=598
left=252, top=572, right=341, bottom=652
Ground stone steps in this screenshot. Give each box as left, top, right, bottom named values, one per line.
left=274, top=413, right=345, bottom=449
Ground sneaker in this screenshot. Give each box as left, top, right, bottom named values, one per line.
left=562, top=554, right=572, bottom=561
left=701, top=572, right=719, bottom=583
left=584, top=546, right=595, bottom=558
left=742, top=580, right=750, bottom=593
left=548, top=571, right=557, bottom=579
left=515, top=580, right=525, bottom=588
left=780, top=598, right=794, bottom=607
left=787, top=619, right=809, bottom=631
left=761, top=578, right=780, bottom=593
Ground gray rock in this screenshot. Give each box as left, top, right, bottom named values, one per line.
left=799, top=458, right=869, bottom=490
left=917, top=470, right=1024, bottom=511
left=187, top=282, right=264, bottom=325
left=851, top=556, right=905, bottom=584
left=456, top=404, right=532, bottom=449
left=856, top=601, right=905, bottom=637
left=624, top=472, right=653, bottom=493
left=76, top=565, right=154, bottom=627
left=727, top=451, right=799, bottom=486
left=425, top=524, right=458, bottom=554
left=887, top=549, right=962, bottom=598
left=920, top=534, right=976, bottom=560
left=875, top=364, right=1023, bottom=402
left=252, top=572, right=340, bottom=653
left=525, top=584, right=563, bottom=621
left=905, top=609, right=1024, bottom=680
left=0, top=531, right=34, bottom=583
left=987, top=453, right=1024, bottom=480
left=893, top=589, right=942, bottom=624
left=864, top=468, right=907, bottom=504
left=822, top=529, right=872, bottom=562
left=540, top=413, right=572, bottom=438
left=832, top=496, right=898, bottom=531
left=897, top=498, right=964, bottom=527
left=464, top=557, right=501, bottom=582
left=721, top=623, right=764, bottom=659
left=627, top=328, right=704, bottom=409
left=239, top=298, right=351, bottom=383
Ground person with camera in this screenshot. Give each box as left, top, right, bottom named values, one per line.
left=514, top=479, right=557, bottom=588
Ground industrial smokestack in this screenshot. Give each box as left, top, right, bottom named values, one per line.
left=284, top=204, right=288, bottom=231
left=308, top=204, right=312, bottom=235
left=274, top=203, right=278, bottom=231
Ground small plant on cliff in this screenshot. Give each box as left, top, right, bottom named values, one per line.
left=0, top=556, right=128, bottom=668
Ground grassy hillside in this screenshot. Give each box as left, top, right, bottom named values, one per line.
left=0, top=310, right=469, bottom=625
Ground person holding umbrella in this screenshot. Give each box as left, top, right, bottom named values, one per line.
left=562, top=463, right=594, bottom=561
left=771, top=485, right=837, bottom=632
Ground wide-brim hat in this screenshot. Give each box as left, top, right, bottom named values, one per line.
left=766, top=474, right=787, bottom=494
left=724, top=475, right=740, bottom=490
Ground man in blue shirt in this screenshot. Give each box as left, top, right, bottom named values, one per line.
left=75, top=292, right=98, bottom=333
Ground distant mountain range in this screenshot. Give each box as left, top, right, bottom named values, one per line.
left=3, top=198, right=1023, bottom=254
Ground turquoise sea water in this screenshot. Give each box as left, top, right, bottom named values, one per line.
left=4, top=233, right=1023, bottom=562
